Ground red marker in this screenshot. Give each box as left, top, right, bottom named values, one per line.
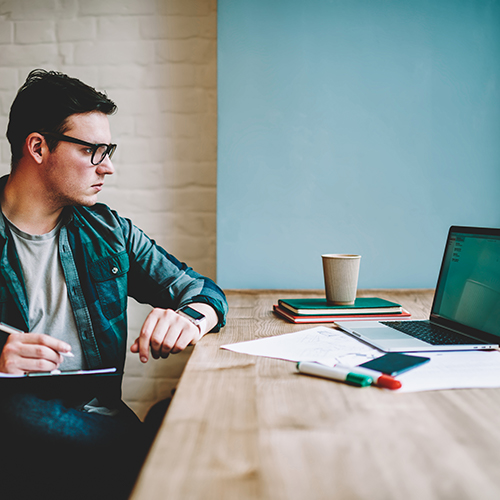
left=335, top=364, right=402, bottom=390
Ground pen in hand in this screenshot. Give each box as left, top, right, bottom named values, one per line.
left=0, top=322, right=74, bottom=358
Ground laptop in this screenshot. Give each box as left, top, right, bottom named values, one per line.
left=336, top=226, right=500, bottom=352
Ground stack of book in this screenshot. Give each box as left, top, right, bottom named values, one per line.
left=273, top=297, right=411, bottom=324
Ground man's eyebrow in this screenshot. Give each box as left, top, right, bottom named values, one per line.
left=80, top=138, right=111, bottom=145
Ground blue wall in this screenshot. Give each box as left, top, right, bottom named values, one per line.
left=217, top=0, right=500, bottom=289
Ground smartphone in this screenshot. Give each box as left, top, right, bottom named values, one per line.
left=358, top=353, right=430, bottom=376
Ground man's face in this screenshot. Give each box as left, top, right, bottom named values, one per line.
left=43, top=111, right=114, bottom=208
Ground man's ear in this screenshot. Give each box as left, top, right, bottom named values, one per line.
left=25, top=133, right=47, bottom=165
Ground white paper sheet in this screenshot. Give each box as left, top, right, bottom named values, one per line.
left=395, top=350, right=500, bottom=392
left=221, top=326, right=500, bottom=392
left=221, top=326, right=382, bottom=367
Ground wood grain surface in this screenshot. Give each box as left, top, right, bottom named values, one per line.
left=130, top=290, right=500, bottom=500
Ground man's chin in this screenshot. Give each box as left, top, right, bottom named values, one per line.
left=76, top=195, right=99, bottom=207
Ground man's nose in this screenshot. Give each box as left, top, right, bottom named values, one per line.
left=96, top=155, right=114, bottom=175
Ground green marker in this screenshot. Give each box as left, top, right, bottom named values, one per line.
left=296, top=361, right=373, bottom=387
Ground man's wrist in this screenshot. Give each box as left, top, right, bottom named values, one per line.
left=175, top=305, right=206, bottom=331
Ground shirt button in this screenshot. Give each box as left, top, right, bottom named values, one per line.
left=112, top=267, right=119, bottom=274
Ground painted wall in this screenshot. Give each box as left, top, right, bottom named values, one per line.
left=217, top=0, right=500, bottom=289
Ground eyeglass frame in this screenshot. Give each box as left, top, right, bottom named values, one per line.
left=38, top=131, right=117, bottom=166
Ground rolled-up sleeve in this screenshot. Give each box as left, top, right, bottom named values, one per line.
left=119, top=215, right=228, bottom=332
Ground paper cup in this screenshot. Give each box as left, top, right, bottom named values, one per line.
left=322, top=254, right=361, bottom=305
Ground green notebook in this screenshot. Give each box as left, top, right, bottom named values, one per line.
left=278, top=297, right=402, bottom=316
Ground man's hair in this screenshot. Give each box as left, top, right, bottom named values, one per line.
left=7, top=69, right=117, bottom=169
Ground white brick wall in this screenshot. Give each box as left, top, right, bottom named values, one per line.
left=0, top=0, right=218, bottom=419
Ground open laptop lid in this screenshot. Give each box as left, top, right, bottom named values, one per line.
left=429, top=226, right=500, bottom=344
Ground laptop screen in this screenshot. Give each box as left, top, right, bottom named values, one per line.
left=432, top=227, right=500, bottom=338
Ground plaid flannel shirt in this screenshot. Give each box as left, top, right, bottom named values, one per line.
left=0, top=176, right=227, bottom=381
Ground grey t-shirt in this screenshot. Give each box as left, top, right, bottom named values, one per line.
left=8, top=219, right=85, bottom=370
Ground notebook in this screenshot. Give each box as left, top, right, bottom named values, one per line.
left=336, top=226, right=500, bottom=352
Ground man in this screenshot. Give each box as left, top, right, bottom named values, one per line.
left=0, top=69, right=227, bottom=499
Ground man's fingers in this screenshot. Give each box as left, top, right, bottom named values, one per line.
left=169, top=327, right=199, bottom=354
left=28, top=343, right=63, bottom=365
left=138, top=332, right=151, bottom=363
left=137, top=309, right=166, bottom=362
left=152, top=311, right=199, bottom=356
left=134, top=308, right=202, bottom=363
left=148, top=310, right=180, bottom=359
left=156, top=323, right=183, bottom=358
left=17, top=355, right=61, bottom=373
left=0, top=335, right=64, bottom=374
left=21, top=333, right=72, bottom=356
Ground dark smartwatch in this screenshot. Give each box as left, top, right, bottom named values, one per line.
left=176, top=305, right=206, bottom=328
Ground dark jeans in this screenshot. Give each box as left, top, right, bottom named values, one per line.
left=0, top=393, right=166, bottom=500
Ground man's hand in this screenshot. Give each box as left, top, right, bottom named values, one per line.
left=130, top=304, right=218, bottom=363
left=0, top=333, right=72, bottom=375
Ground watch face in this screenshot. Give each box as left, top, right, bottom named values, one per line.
left=180, top=306, right=205, bottom=322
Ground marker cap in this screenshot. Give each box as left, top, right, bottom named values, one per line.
left=377, top=374, right=402, bottom=390
left=345, top=373, right=373, bottom=387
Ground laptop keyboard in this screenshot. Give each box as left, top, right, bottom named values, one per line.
left=380, top=321, right=482, bottom=346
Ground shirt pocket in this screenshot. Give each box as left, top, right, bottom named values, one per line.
left=89, top=252, right=130, bottom=320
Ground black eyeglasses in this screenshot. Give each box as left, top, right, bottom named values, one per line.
left=40, top=132, right=117, bottom=166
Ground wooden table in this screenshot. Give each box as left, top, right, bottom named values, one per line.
left=130, top=290, right=500, bottom=500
